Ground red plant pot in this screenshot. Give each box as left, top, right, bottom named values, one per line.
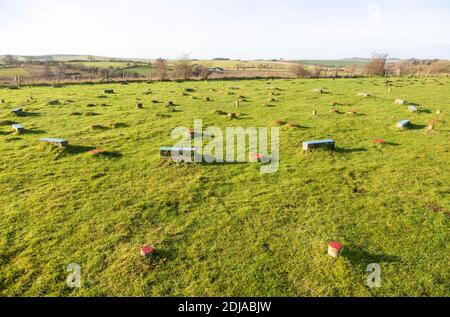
left=327, top=242, right=343, bottom=258
left=140, top=245, right=154, bottom=257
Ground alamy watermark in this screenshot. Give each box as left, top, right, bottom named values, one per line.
left=66, top=263, right=81, bottom=288
left=366, top=263, right=381, bottom=288
left=169, top=119, right=280, bottom=174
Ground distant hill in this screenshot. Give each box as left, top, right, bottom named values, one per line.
left=0, top=54, right=153, bottom=63
left=1, top=54, right=405, bottom=67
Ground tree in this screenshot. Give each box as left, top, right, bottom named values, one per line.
left=154, top=58, right=168, bottom=80
left=366, top=51, right=389, bottom=76
left=173, top=53, right=193, bottom=80
left=58, top=63, right=66, bottom=77
left=290, top=62, right=311, bottom=78
left=2, top=55, right=19, bottom=66
left=191, top=63, right=212, bottom=80
left=200, top=63, right=212, bottom=80
left=429, top=60, right=450, bottom=75
left=311, top=66, right=324, bottom=78
left=43, top=62, right=54, bottom=79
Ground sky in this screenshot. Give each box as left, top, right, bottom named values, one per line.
left=0, top=0, right=449, bottom=60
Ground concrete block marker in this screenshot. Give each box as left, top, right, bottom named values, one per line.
left=395, top=99, right=407, bottom=105
left=11, top=108, right=23, bottom=115
left=408, top=105, right=418, bottom=112
left=303, top=139, right=336, bottom=151
left=312, top=88, right=323, bottom=93
left=312, top=110, right=317, bottom=116
left=396, top=119, right=410, bottom=129
left=12, top=124, right=25, bottom=133
left=160, top=147, right=197, bottom=162
left=140, top=245, right=154, bottom=258
left=48, top=99, right=60, bottom=105
left=328, top=242, right=343, bottom=258
left=136, top=102, right=143, bottom=109
left=358, top=92, right=370, bottom=97
left=40, top=138, right=69, bottom=147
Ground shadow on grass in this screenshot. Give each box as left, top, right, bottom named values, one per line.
left=17, top=111, right=40, bottom=117
left=408, top=124, right=427, bottom=130
left=98, top=151, right=123, bottom=159
left=0, top=120, right=17, bottom=126
left=344, top=246, right=401, bottom=268
left=110, top=122, right=129, bottom=128
left=335, top=147, right=368, bottom=153
left=5, top=137, right=22, bottom=141
left=288, top=125, right=311, bottom=129
left=66, top=145, right=96, bottom=154
left=383, top=142, right=400, bottom=146
left=24, top=129, right=46, bottom=135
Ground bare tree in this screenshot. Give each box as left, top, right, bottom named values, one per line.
left=43, top=62, right=54, bottom=79
left=58, top=63, right=66, bottom=77
left=154, top=58, right=168, bottom=80
left=348, top=64, right=358, bottom=77
left=173, top=53, right=193, bottom=80
left=310, top=66, right=326, bottom=78
left=290, top=62, right=311, bottom=78
left=429, top=60, right=450, bottom=75
left=366, top=51, right=389, bottom=76
left=200, top=63, right=213, bottom=80
left=2, top=55, right=19, bottom=66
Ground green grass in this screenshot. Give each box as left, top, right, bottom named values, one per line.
left=0, top=67, right=29, bottom=78
left=299, top=59, right=368, bottom=67
left=0, top=77, right=448, bottom=296
left=69, top=61, right=136, bottom=69
left=119, top=66, right=152, bottom=76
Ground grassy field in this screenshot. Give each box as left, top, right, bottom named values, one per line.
left=0, top=77, right=448, bottom=296
left=299, top=59, right=368, bottom=67
left=69, top=61, right=133, bottom=68
left=119, top=66, right=152, bottom=76
left=0, top=67, right=30, bottom=79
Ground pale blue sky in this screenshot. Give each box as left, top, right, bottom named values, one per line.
left=1, top=0, right=449, bottom=59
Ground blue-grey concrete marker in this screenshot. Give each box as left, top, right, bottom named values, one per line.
left=302, top=139, right=336, bottom=151
left=11, top=108, right=22, bottom=115
left=12, top=124, right=24, bottom=133
left=396, top=120, right=411, bottom=129
left=40, top=138, right=69, bottom=147
left=408, top=105, right=418, bottom=112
